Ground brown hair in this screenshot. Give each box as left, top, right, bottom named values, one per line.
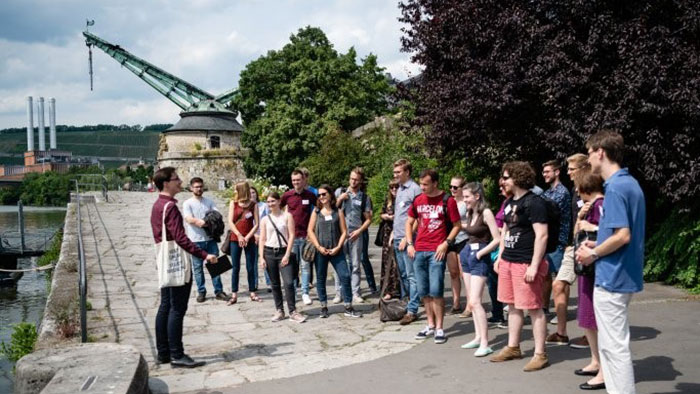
left=451, top=175, right=465, bottom=187
left=586, top=129, right=625, bottom=164
left=567, top=153, right=590, bottom=170
left=189, top=176, right=204, bottom=186
left=419, top=169, right=439, bottom=183
left=393, top=159, right=413, bottom=175
left=266, top=191, right=281, bottom=201
left=351, top=167, right=365, bottom=182
left=543, top=160, right=561, bottom=172
left=153, top=167, right=176, bottom=191
left=234, top=181, right=251, bottom=204
left=502, top=161, right=536, bottom=190
left=386, top=179, right=399, bottom=208
left=315, top=184, right=337, bottom=210
left=574, top=169, right=604, bottom=195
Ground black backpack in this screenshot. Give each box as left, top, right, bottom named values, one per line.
left=524, top=193, right=561, bottom=254
left=411, top=193, right=453, bottom=234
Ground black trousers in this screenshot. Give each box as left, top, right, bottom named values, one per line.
left=264, top=247, right=296, bottom=313
left=155, top=278, right=192, bottom=359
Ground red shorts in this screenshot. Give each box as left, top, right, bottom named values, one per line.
left=497, top=258, right=549, bottom=310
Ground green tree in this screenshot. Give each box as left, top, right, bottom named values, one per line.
left=232, top=26, right=393, bottom=183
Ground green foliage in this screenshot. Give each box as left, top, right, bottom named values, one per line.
left=644, top=206, right=700, bottom=293
left=38, top=229, right=63, bottom=267
left=19, top=172, right=73, bottom=206
left=232, top=26, right=393, bottom=184
left=0, top=322, right=37, bottom=368
left=301, top=128, right=366, bottom=188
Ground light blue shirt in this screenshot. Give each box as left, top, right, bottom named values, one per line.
left=393, top=178, right=422, bottom=239
left=183, top=197, right=218, bottom=242
left=595, top=169, right=646, bottom=293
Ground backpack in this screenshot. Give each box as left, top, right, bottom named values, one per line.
left=339, top=188, right=368, bottom=213
left=412, top=193, right=453, bottom=234
left=523, top=193, right=561, bottom=254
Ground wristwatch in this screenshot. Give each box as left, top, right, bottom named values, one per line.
left=407, top=241, right=414, bottom=246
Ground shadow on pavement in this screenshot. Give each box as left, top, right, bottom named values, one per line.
left=630, top=325, right=660, bottom=341
left=635, top=355, right=682, bottom=383
left=655, top=383, right=700, bottom=394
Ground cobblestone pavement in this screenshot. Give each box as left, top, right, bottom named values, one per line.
left=81, top=191, right=418, bottom=393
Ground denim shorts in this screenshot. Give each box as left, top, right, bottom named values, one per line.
left=413, top=251, right=446, bottom=298
left=459, top=243, right=491, bottom=277
left=546, top=245, right=565, bottom=274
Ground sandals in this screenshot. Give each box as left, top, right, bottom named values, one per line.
left=250, top=293, right=262, bottom=302
left=227, top=295, right=238, bottom=306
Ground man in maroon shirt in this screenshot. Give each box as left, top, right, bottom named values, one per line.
left=151, top=167, right=217, bottom=368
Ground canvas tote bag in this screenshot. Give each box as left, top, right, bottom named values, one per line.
left=155, top=202, right=192, bottom=288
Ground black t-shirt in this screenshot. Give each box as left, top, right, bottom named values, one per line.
left=501, top=192, right=548, bottom=263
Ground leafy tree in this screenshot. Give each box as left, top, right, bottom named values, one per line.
left=232, top=26, right=393, bottom=183
left=399, top=0, right=700, bottom=206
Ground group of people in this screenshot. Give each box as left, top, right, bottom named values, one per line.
left=150, top=129, right=645, bottom=393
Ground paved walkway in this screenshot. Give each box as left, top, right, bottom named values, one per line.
left=81, top=191, right=418, bottom=393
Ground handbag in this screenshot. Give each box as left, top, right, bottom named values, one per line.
left=574, top=230, right=597, bottom=276
left=206, top=254, right=233, bottom=277
left=155, top=202, right=192, bottom=288
left=377, top=245, right=407, bottom=322
left=374, top=221, right=386, bottom=247
left=302, top=239, right=317, bottom=262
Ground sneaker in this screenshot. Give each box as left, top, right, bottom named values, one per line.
left=474, top=346, right=494, bottom=357
left=344, top=306, right=362, bottom=318
left=320, top=307, right=329, bottom=319
left=434, top=329, right=447, bottom=344
left=271, top=310, right=285, bottom=322
left=196, top=293, right=206, bottom=303
left=302, top=294, right=312, bottom=305
left=399, top=313, right=416, bottom=326
left=549, top=315, right=558, bottom=325
left=490, top=346, right=523, bottom=362
left=415, top=326, right=435, bottom=340
left=289, top=311, right=307, bottom=323
left=352, top=295, right=365, bottom=304
left=545, top=332, right=570, bottom=345
left=569, top=336, right=590, bottom=349
left=523, top=352, right=549, bottom=372
left=488, top=316, right=507, bottom=328
left=215, top=292, right=229, bottom=301
left=332, top=294, right=342, bottom=304
left=503, top=305, right=509, bottom=313
left=461, top=338, right=481, bottom=349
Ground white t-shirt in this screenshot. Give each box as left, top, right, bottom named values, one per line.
left=264, top=212, right=290, bottom=248
left=183, top=197, right=217, bottom=242
left=456, top=201, right=469, bottom=243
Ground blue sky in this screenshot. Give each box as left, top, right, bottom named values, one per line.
left=0, top=0, right=421, bottom=129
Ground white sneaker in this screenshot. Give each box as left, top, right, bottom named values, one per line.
left=332, top=294, right=342, bottom=304
left=352, top=295, right=365, bottom=304
left=302, top=293, right=312, bottom=305
left=549, top=316, right=558, bottom=325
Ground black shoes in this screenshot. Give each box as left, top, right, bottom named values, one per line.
left=320, top=307, right=329, bottom=318
left=574, top=369, right=599, bottom=376
left=196, top=293, right=206, bottom=303
left=171, top=354, right=206, bottom=368
left=156, top=354, right=171, bottom=364
left=579, top=382, right=605, bottom=390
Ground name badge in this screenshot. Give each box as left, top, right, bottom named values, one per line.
left=352, top=199, right=362, bottom=206
left=504, top=205, right=512, bottom=215
left=324, top=215, right=333, bottom=221
left=429, top=211, right=439, bottom=219
left=470, top=243, right=479, bottom=251
left=244, top=212, right=253, bottom=219
left=400, top=201, right=407, bottom=207
left=577, top=199, right=584, bottom=208
left=302, top=199, right=310, bottom=205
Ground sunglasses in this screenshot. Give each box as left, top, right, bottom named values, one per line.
left=390, top=186, right=399, bottom=190
left=318, top=192, right=328, bottom=197
left=449, top=185, right=461, bottom=190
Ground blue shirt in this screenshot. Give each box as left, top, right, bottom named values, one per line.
left=543, top=182, right=571, bottom=247
left=393, top=179, right=422, bottom=239
left=595, top=168, right=646, bottom=293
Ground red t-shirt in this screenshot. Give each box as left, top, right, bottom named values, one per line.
left=408, top=192, right=461, bottom=252
left=230, top=201, right=256, bottom=242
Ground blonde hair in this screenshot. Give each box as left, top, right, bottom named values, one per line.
left=234, top=182, right=251, bottom=204
left=567, top=153, right=589, bottom=170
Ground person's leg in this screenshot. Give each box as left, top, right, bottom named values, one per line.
left=552, top=280, right=570, bottom=335
left=204, top=240, right=224, bottom=294
left=469, top=275, right=488, bottom=347
left=155, top=286, right=172, bottom=359
left=542, top=272, right=553, bottom=313
left=167, top=280, right=193, bottom=359
left=427, top=252, right=446, bottom=330
left=294, top=239, right=311, bottom=295
left=251, top=243, right=259, bottom=290
left=244, top=242, right=258, bottom=294
left=404, top=248, right=419, bottom=315
left=264, top=249, right=284, bottom=312
left=192, top=241, right=207, bottom=296
left=347, top=237, right=363, bottom=297
left=487, top=255, right=503, bottom=321
left=361, top=231, right=377, bottom=292
left=230, top=242, right=242, bottom=297
left=280, top=256, right=298, bottom=313
left=582, top=328, right=601, bottom=372
left=459, top=248, right=472, bottom=312
left=446, top=251, right=462, bottom=310
left=529, top=308, right=547, bottom=354
left=507, top=306, right=524, bottom=347
left=394, top=239, right=409, bottom=299
left=331, top=253, right=353, bottom=304
left=424, top=297, right=434, bottom=327
left=594, top=287, right=635, bottom=394
left=315, top=254, right=329, bottom=304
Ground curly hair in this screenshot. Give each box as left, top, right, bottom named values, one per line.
left=502, top=161, right=536, bottom=190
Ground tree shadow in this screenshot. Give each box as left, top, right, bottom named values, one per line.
left=654, top=383, right=700, bottom=394
left=630, top=325, right=660, bottom=341
left=634, top=356, right=682, bottom=383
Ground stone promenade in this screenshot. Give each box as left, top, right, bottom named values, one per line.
left=80, top=191, right=417, bottom=393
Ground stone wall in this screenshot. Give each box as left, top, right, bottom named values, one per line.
left=158, top=154, right=246, bottom=191
left=163, top=131, right=241, bottom=153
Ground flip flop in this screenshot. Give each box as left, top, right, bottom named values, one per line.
left=227, top=296, right=238, bottom=306
left=250, top=294, right=262, bottom=302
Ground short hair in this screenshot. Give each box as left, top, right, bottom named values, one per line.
left=234, top=181, right=251, bottom=203
left=291, top=169, right=304, bottom=178
left=574, top=169, right=604, bottom=195
left=502, top=161, right=536, bottom=190
left=451, top=175, right=465, bottom=187
left=567, top=153, right=590, bottom=170
left=586, top=129, right=625, bottom=164
left=266, top=191, right=281, bottom=201
left=298, top=167, right=310, bottom=178
left=393, top=159, right=412, bottom=175
left=419, top=169, right=439, bottom=183
left=351, top=167, right=365, bottom=181
left=543, top=160, right=561, bottom=172
left=153, top=167, right=176, bottom=191
left=315, top=184, right=337, bottom=209
left=189, top=177, right=204, bottom=186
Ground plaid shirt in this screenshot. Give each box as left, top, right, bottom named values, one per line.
left=544, top=182, right=571, bottom=247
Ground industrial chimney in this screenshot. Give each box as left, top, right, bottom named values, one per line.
left=49, top=97, right=56, bottom=150
left=37, top=97, right=46, bottom=151
left=26, top=96, right=34, bottom=151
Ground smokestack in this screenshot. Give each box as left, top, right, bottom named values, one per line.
left=49, top=97, right=56, bottom=150
left=37, top=97, right=45, bottom=151
left=26, top=96, right=34, bottom=151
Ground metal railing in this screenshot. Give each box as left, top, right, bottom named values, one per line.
left=74, top=179, right=88, bottom=343
left=74, top=174, right=109, bottom=202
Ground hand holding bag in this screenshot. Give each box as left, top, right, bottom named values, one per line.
left=155, top=202, right=192, bottom=288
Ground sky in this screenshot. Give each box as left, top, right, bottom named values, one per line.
left=0, top=0, right=421, bottom=130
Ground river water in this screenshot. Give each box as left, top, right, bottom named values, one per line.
left=0, top=206, right=65, bottom=393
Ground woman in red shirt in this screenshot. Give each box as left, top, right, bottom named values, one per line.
left=228, top=182, right=260, bottom=304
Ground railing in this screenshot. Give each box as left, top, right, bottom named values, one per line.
left=74, top=174, right=109, bottom=202
left=74, top=179, right=88, bottom=343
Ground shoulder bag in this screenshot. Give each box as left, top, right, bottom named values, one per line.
left=221, top=202, right=248, bottom=255
left=267, top=214, right=298, bottom=273
left=155, top=202, right=192, bottom=288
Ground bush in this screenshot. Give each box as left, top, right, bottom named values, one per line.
left=37, top=229, right=63, bottom=267
left=0, top=322, right=37, bottom=369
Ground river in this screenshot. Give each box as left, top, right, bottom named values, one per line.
left=0, top=206, right=65, bottom=393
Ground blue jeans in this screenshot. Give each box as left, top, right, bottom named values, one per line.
left=230, top=241, right=257, bottom=292
left=155, top=279, right=192, bottom=359
left=413, top=251, right=446, bottom=299
left=316, top=252, right=352, bottom=304
left=361, top=231, right=377, bottom=291
left=394, top=238, right=419, bottom=314
left=293, top=238, right=311, bottom=295
left=192, top=240, right=223, bottom=295
left=547, top=245, right=565, bottom=274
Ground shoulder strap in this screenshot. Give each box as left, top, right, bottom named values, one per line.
left=361, top=191, right=367, bottom=213
left=161, top=201, right=173, bottom=241
left=267, top=214, right=288, bottom=247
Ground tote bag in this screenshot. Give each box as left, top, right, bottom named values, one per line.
left=155, top=202, right=192, bottom=288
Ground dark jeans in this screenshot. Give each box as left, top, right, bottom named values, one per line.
left=362, top=231, right=377, bottom=291
left=315, top=251, right=352, bottom=304
left=488, top=259, right=504, bottom=320
left=155, top=279, right=193, bottom=359
left=264, top=247, right=296, bottom=313
left=230, top=241, right=257, bottom=292
left=192, top=240, right=223, bottom=295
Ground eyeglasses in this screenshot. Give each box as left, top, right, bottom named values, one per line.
left=168, top=176, right=180, bottom=182
left=449, top=185, right=461, bottom=190
left=318, top=192, right=328, bottom=197
left=390, top=186, right=399, bottom=190
left=501, top=175, right=511, bottom=180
